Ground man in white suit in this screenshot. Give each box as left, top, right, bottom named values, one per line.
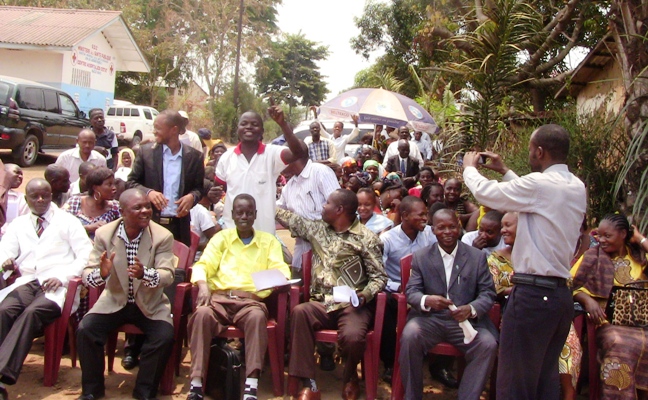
left=0, top=178, right=92, bottom=400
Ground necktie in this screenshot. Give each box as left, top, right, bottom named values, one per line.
left=36, top=216, right=44, bottom=237
left=400, top=159, right=406, bottom=174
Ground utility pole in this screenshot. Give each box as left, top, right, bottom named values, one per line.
left=233, top=0, right=244, bottom=114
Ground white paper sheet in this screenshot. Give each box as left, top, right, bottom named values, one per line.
left=251, top=269, right=289, bottom=291
left=448, top=303, right=478, bottom=344
left=333, top=285, right=359, bottom=307
left=2, top=270, right=11, bottom=281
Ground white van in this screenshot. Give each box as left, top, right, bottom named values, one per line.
left=105, top=101, right=159, bottom=146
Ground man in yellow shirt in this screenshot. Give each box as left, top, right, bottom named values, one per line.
left=186, top=194, right=290, bottom=400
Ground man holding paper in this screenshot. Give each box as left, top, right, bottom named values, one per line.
left=399, top=209, right=498, bottom=400
left=276, top=189, right=387, bottom=400
left=187, top=194, right=290, bottom=400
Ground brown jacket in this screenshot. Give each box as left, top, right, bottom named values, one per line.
left=83, top=219, right=175, bottom=324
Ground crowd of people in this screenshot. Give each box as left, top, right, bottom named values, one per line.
left=0, top=104, right=645, bottom=400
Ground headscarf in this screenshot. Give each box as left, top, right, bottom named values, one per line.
left=352, top=172, right=371, bottom=188
left=363, top=160, right=380, bottom=171
left=117, top=148, right=135, bottom=168
left=341, top=157, right=356, bottom=169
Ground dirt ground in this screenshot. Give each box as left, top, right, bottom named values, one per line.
left=4, top=150, right=588, bottom=400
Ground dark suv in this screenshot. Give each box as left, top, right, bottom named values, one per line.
left=0, top=75, right=89, bottom=166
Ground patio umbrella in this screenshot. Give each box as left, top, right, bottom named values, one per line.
left=317, top=88, right=437, bottom=133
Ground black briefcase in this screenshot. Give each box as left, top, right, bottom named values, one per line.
left=205, top=339, right=242, bottom=400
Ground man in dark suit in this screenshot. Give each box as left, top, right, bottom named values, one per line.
left=125, top=109, right=203, bottom=369
left=399, top=209, right=498, bottom=400
left=385, top=139, right=420, bottom=178
left=127, top=109, right=204, bottom=247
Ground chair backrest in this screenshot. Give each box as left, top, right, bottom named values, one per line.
left=173, top=240, right=190, bottom=271
left=301, top=249, right=313, bottom=295
left=188, top=231, right=200, bottom=263
left=400, top=254, right=413, bottom=292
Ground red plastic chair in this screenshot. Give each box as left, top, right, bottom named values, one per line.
left=288, top=250, right=386, bottom=400
left=573, top=313, right=599, bottom=400
left=4, top=271, right=81, bottom=386
left=187, top=282, right=289, bottom=396
left=391, top=254, right=500, bottom=400
left=87, top=240, right=192, bottom=395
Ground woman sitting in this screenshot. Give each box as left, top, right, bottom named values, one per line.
left=63, top=166, right=120, bottom=240
left=490, top=212, right=583, bottom=400
left=378, top=174, right=405, bottom=224
left=356, top=187, right=393, bottom=235
left=363, top=160, right=382, bottom=183
left=345, top=172, right=371, bottom=193
left=408, top=166, right=436, bottom=198
left=571, top=213, right=648, bottom=399
left=444, top=177, right=478, bottom=229
left=114, top=148, right=135, bottom=181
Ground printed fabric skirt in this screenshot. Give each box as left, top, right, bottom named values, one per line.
left=597, top=323, right=648, bottom=399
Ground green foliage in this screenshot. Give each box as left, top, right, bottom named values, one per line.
left=255, top=33, right=330, bottom=108
left=496, top=107, right=626, bottom=223
left=615, top=118, right=648, bottom=233
left=209, top=81, right=267, bottom=142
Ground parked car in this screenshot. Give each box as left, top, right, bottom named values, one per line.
left=0, top=75, right=89, bottom=166
left=105, top=101, right=159, bottom=146
left=272, top=120, right=375, bottom=158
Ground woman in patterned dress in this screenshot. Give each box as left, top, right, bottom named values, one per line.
left=571, top=213, right=648, bottom=399
left=489, top=212, right=583, bottom=400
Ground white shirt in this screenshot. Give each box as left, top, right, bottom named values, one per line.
left=277, top=160, right=340, bottom=268
left=412, top=138, right=432, bottom=160
left=1, top=190, right=29, bottom=238
left=114, top=167, right=132, bottom=182
left=461, top=230, right=507, bottom=255
left=55, top=147, right=107, bottom=182
left=420, top=243, right=457, bottom=311
left=382, top=141, right=424, bottom=169
left=463, top=164, right=586, bottom=279
left=0, top=205, right=93, bottom=309
left=277, top=160, right=340, bottom=220
left=215, top=143, right=287, bottom=234
left=180, top=129, right=204, bottom=154
left=190, top=203, right=216, bottom=248
left=319, top=124, right=361, bottom=163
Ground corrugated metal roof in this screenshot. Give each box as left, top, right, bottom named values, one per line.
left=0, top=6, right=121, bottom=47
left=0, top=6, right=149, bottom=72
left=555, top=33, right=616, bottom=99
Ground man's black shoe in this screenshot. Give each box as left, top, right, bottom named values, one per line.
left=121, top=354, right=139, bottom=370
left=76, top=394, right=104, bottom=400
left=132, top=390, right=158, bottom=400
left=382, top=367, right=394, bottom=385
left=0, top=387, right=8, bottom=400
left=186, top=391, right=204, bottom=400
left=319, top=354, right=336, bottom=371
left=429, top=366, right=459, bottom=389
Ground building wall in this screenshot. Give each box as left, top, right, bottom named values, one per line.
left=61, top=33, right=117, bottom=113
left=576, top=60, right=625, bottom=117
left=0, top=49, right=64, bottom=82
left=0, top=32, right=117, bottom=114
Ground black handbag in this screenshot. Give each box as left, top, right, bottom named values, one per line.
left=205, top=339, right=242, bottom=400
left=605, top=280, right=648, bottom=328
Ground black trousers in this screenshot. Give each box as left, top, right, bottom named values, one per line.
left=77, top=303, right=174, bottom=398
left=155, top=215, right=191, bottom=246
left=0, top=280, right=61, bottom=385
left=380, top=294, right=398, bottom=368
left=496, top=283, right=573, bottom=400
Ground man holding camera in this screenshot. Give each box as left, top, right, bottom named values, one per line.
left=462, top=124, right=586, bottom=400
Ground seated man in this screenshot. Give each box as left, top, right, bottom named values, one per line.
left=44, top=164, right=71, bottom=207
left=379, top=196, right=437, bottom=384
left=186, top=194, right=290, bottom=400
left=276, top=189, right=387, bottom=400
left=76, top=189, right=176, bottom=400
left=385, top=139, right=420, bottom=179
left=0, top=178, right=92, bottom=400
left=399, top=209, right=498, bottom=400
left=460, top=210, right=506, bottom=255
